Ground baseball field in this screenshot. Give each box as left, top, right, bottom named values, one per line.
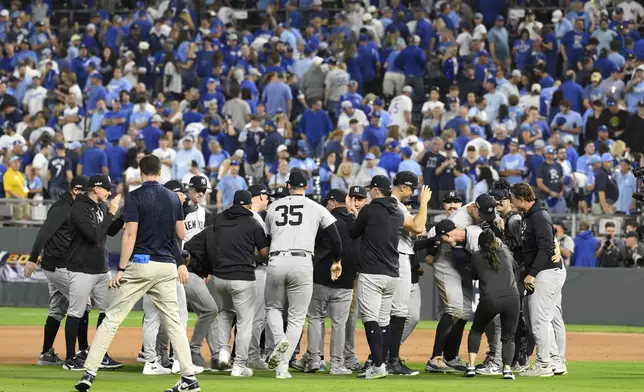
left=0, top=307, right=643, bottom=392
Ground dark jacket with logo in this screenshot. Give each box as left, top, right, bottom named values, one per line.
left=29, top=191, right=75, bottom=271
left=521, top=199, right=559, bottom=277
left=67, top=194, right=124, bottom=274
left=184, top=226, right=217, bottom=278
left=348, top=197, right=403, bottom=277
left=212, top=205, right=269, bottom=281
left=314, top=207, right=359, bottom=289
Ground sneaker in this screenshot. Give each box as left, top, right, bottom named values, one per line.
left=63, top=357, right=85, bottom=371
left=475, top=351, right=493, bottom=369
left=100, top=353, right=124, bottom=370
left=247, top=358, right=269, bottom=370
left=361, top=356, right=373, bottom=371
left=143, top=360, right=172, bottom=375
left=290, top=353, right=307, bottom=372
left=172, top=359, right=205, bottom=374
left=136, top=351, right=146, bottom=363
left=330, top=367, right=352, bottom=375
left=425, top=357, right=454, bottom=373
left=209, top=358, right=219, bottom=372
left=344, top=360, right=362, bottom=371
left=159, top=354, right=173, bottom=369
left=511, top=361, right=529, bottom=373
left=446, top=357, right=467, bottom=372
left=464, top=365, right=476, bottom=377
left=218, top=351, right=231, bottom=370
left=388, top=358, right=418, bottom=376
left=37, top=348, right=64, bottom=365
left=231, top=364, right=253, bottom=377
left=164, top=376, right=201, bottom=392
left=307, top=357, right=320, bottom=373
left=475, top=363, right=502, bottom=376
left=503, top=369, right=515, bottom=380
left=74, top=371, right=95, bottom=392
left=267, top=339, right=289, bottom=370
left=364, top=363, right=387, bottom=379
left=191, top=353, right=209, bottom=371
left=519, top=365, right=555, bottom=377
left=76, top=349, right=89, bottom=363
left=553, top=361, right=568, bottom=375
left=275, top=363, right=292, bottom=379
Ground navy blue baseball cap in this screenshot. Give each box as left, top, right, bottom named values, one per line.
left=165, top=180, right=188, bottom=193
left=71, top=176, right=89, bottom=192
left=233, top=190, right=252, bottom=206
left=393, top=171, right=419, bottom=188
left=367, top=175, right=392, bottom=191
left=287, top=170, right=309, bottom=187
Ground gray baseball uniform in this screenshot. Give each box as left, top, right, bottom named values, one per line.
left=264, top=195, right=336, bottom=368
left=401, top=282, right=421, bottom=343
left=43, top=268, right=71, bottom=321
left=249, top=210, right=268, bottom=362
left=343, top=279, right=360, bottom=367
left=391, top=198, right=414, bottom=319
left=67, top=271, right=111, bottom=318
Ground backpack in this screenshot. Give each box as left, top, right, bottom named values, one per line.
left=599, top=244, right=621, bottom=268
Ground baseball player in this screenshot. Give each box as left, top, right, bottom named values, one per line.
left=402, top=240, right=423, bottom=345
left=264, top=171, right=342, bottom=379
left=300, top=189, right=359, bottom=375
left=210, top=190, right=270, bottom=377
left=64, top=175, right=124, bottom=371
left=343, top=186, right=369, bottom=371
left=74, top=155, right=201, bottom=392
left=510, top=183, right=567, bottom=377
left=247, top=184, right=271, bottom=370
left=422, top=194, right=498, bottom=373
left=24, top=176, right=90, bottom=366
left=345, top=175, right=404, bottom=380
left=385, top=172, right=431, bottom=375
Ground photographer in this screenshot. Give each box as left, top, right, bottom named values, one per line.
left=594, top=222, right=622, bottom=268
left=436, top=142, right=458, bottom=202
left=621, top=232, right=644, bottom=268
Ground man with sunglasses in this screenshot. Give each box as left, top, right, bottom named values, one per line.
left=25, top=176, right=90, bottom=366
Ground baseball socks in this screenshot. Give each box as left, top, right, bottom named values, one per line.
left=381, top=325, right=391, bottom=363
left=65, top=316, right=81, bottom=360
left=77, top=311, right=90, bottom=351
left=431, top=314, right=458, bottom=358
left=443, top=319, right=467, bottom=361
left=363, top=321, right=384, bottom=367
left=42, top=316, right=61, bottom=354
left=388, top=316, right=406, bottom=360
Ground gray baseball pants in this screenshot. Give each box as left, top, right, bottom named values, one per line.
left=43, top=268, right=70, bottom=321
left=483, top=316, right=503, bottom=366
left=249, top=265, right=268, bottom=361
left=184, top=272, right=219, bottom=360
left=265, top=254, right=313, bottom=366
left=142, top=282, right=189, bottom=362
left=343, top=278, right=359, bottom=365
left=401, top=282, right=421, bottom=343
left=306, top=283, right=352, bottom=370
left=357, top=273, right=397, bottom=326
left=391, top=254, right=412, bottom=318
left=213, top=277, right=256, bottom=366
left=525, top=267, right=566, bottom=367
left=67, top=271, right=110, bottom=318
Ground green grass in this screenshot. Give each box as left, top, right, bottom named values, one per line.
left=0, top=362, right=643, bottom=392
left=2, top=307, right=644, bottom=333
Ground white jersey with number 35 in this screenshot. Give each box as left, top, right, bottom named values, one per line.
left=265, top=195, right=336, bottom=254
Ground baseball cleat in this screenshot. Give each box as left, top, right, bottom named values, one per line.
left=361, top=356, right=373, bottom=371
left=267, top=339, right=289, bottom=370
left=425, top=357, right=455, bottom=373
left=247, top=358, right=269, bottom=370
left=164, top=376, right=201, bottom=392
left=503, top=369, right=516, bottom=380
left=172, top=359, right=205, bottom=374
left=74, top=371, right=95, bottom=391
left=306, top=357, right=321, bottom=373
left=519, top=365, right=555, bottom=377
left=446, top=357, right=468, bottom=371
left=330, top=367, right=352, bottom=375
left=136, top=351, right=146, bottom=363
left=553, top=362, right=568, bottom=375
left=345, top=361, right=362, bottom=371
left=475, top=352, right=493, bottom=369
left=275, top=363, right=292, bottom=379
left=99, top=353, right=123, bottom=369
left=476, top=363, right=502, bottom=376
left=511, top=361, right=529, bottom=373
left=464, top=365, right=476, bottom=377
left=37, top=348, right=64, bottom=365
left=290, top=353, right=307, bottom=372
left=364, top=363, right=387, bottom=379
left=388, top=358, right=418, bottom=376
left=231, top=364, right=254, bottom=377
left=218, top=351, right=231, bottom=371
left=75, top=349, right=89, bottom=363
left=143, top=360, right=172, bottom=375
left=63, top=357, right=85, bottom=371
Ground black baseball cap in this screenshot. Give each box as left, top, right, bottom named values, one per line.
left=233, top=190, right=252, bottom=206
left=164, top=180, right=187, bottom=193
left=188, top=175, right=208, bottom=190
left=366, top=175, right=392, bottom=191
left=444, top=142, right=454, bottom=150
left=428, top=219, right=457, bottom=242
left=325, top=188, right=347, bottom=204
left=393, top=171, right=419, bottom=188
left=272, top=186, right=288, bottom=199
left=443, top=190, right=462, bottom=203
left=553, top=220, right=567, bottom=232
left=287, top=170, right=308, bottom=187
left=88, top=175, right=112, bottom=191
left=70, top=175, right=89, bottom=192
left=349, top=185, right=367, bottom=199
left=249, top=184, right=268, bottom=198
left=475, top=194, right=497, bottom=222
left=626, top=231, right=639, bottom=239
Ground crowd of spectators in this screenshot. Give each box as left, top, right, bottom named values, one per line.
left=0, top=0, right=643, bottom=244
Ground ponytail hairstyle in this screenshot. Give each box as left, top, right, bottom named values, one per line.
left=479, top=229, right=501, bottom=271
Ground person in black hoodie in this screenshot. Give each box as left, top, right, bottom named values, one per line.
left=64, top=174, right=124, bottom=371
left=211, top=190, right=269, bottom=377
left=346, top=175, right=404, bottom=380
left=299, top=189, right=359, bottom=375
left=510, top=182, right=566, bottom=378
left=25, top=176, right=89, bottom=366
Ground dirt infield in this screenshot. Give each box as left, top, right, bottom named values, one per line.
left=2, top=327, right=643, bottom=364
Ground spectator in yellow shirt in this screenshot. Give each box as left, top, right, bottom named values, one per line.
left=3, top=156, right=30, bottom=220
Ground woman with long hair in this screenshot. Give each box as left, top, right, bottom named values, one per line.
left=472, top=165, right=495, bottom=200
left=465, top=229, right=520, bottom=379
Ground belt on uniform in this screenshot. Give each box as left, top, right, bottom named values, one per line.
left=269, top=250, right=309, bottom=258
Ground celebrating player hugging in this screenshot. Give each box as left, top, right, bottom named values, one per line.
left=24, top=159, right=567, bottom=389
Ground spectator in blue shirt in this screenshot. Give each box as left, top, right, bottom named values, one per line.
left=499, top=138, right=526, bottom=184
left=379, top=140, right=402, bottom=178
left=298, top=99, right=333, bottom=159
left=215, top=160, right=248, bottom=210
left=550, top=100, right=583, bottom=147
left=615, top=158, right=637, bottom=214
left=140, top=114, right=164, bottom=152
left=262, top=72, right=293, bottom=117
left=398, top=146, right=422, bottom=178
left=344, top=119, right=365, bottom=164
left=357, top=34, right=380, bottom=93
left=85, top=72, right=107, bottom=114
left=102, top=99, right=128, bottom=144
left=395, top=35, right=426, bottom=101
left=78, top=138, right=108, bottom=176
left=561, top=18, right=590, bottom=71
left=362, top=112, right=386, bottom=151
left=559, top=70, right=585, bottom=113
left=105, top=136, right=129, bottom=184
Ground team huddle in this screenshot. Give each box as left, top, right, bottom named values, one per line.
left=25, top=153, right=567, bottom=391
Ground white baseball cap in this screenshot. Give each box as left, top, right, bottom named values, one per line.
left=402, top=85, right=414, bottom=94
left=363, top=13, right=372, bottom=22
left=277, top=144, right=288, bottom=153
left=552, top=10, right=563, bottom=23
